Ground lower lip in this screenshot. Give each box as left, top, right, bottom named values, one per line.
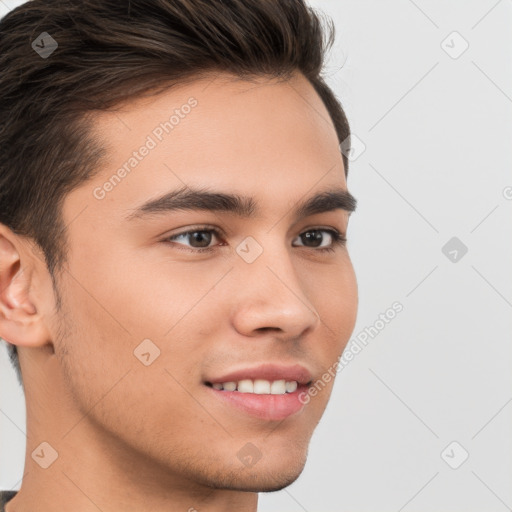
left=204, top=384, right=309, bottom=421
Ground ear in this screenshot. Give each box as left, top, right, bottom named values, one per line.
left=0, top=225, right=52, bottom=348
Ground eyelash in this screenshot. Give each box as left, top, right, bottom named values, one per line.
left=163, top=226, right=347, bottom=254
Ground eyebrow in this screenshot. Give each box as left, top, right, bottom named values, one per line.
left=124, top=184, right=357, bottom=222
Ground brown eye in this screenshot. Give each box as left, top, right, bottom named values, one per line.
left=293, top=229, right=346, bottom=253
left=165, top=228, right=222, bottom=253
left=180, top=230, right=213, bottom=248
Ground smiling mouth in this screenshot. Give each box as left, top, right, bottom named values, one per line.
left=204, top=379, right=313, bottom=395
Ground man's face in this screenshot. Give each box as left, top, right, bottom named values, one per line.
left=51, top=71, right=358, bottom=491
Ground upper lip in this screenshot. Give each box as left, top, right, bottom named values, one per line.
left=205, top=363, right=313, bottom=385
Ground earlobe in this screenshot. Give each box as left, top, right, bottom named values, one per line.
left=0, top=228, right=52, bottom=348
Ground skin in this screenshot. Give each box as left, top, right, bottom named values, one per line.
left=0, top=70, right=358, bottom=512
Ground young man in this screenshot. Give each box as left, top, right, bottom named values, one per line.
left=0, top=0, right=358, bottom=510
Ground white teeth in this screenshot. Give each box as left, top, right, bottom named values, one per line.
left=285, top=381, right=298, bottom=393
left=253, top=379, right=270, bottom=394
left=210, top=379, right=298, bottom=394
left=223, top=381, right=237, bottom=391
left=237, top=379, right=254, bottom=393
left=270, top=379, right=286, bottom=394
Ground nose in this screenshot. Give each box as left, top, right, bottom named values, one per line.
left=230, top=240, right=321, bottom=340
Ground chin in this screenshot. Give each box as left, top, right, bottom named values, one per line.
left=204, top=450, right=308, bottom=493
left=244, top=465, right=306, bottom=493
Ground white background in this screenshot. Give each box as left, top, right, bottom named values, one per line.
left=1, top=1, right=511, bottom=511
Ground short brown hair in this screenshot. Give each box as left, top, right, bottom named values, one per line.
left=0, top=0, right=351, bottom=387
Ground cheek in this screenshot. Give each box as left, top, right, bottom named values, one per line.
left=99, top=249, right=232, bottom=340
left=294, top=256, right=357, bottom=411
left=53, top=281, right=209, bottom=450
left=54, top=255, right=220, bottom=418
left=336, top=260, right=358, bottom=341
left=305, top=254, right=358, bottom=346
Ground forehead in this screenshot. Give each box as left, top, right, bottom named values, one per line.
left=63, top=71, right=347, bottom=227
